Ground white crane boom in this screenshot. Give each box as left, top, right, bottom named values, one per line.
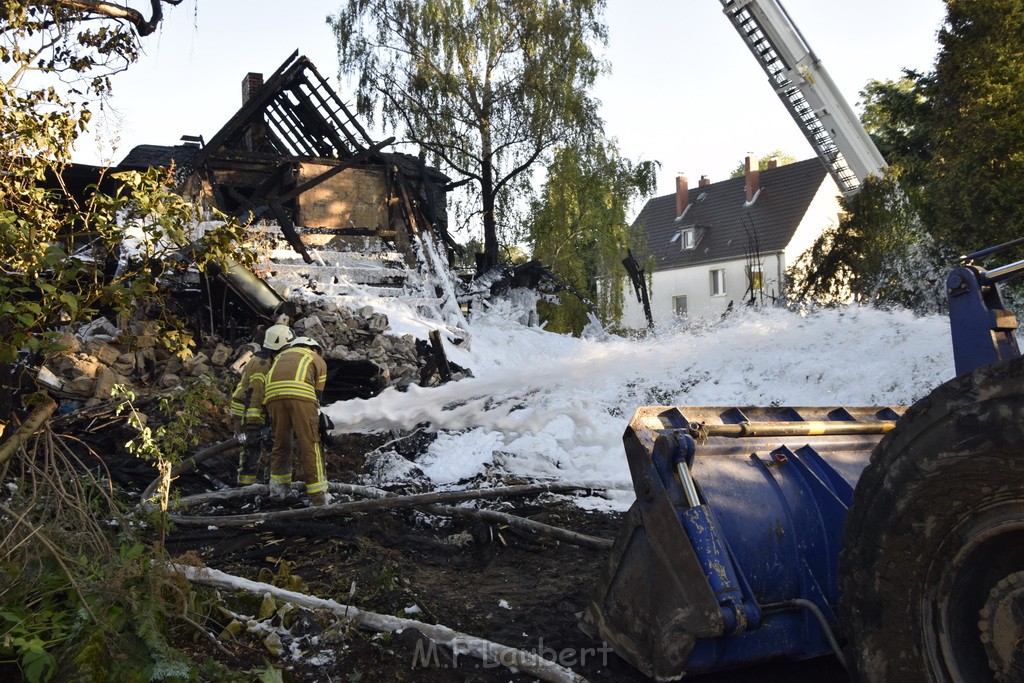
left=720, top=0, right=887, bottom=195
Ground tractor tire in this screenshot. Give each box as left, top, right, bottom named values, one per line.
left=840, top=356, right=1024, bottom=682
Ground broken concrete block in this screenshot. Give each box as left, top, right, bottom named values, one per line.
left=367, top=313, right=389, bottom=334
left=159, top=373, right=182, bottom=389
left=327, top=345, right=350, bottom=360
left=128, top=320, right=160, bottom=337
left=210, top=344, right=232, bottom=366
left=230, top=349, right=254, bottom=374
left=52, top=332, right=80, bottom=356
left=92, top=366, right=123, bottom=399
left=89, top=342, right=122, bottom=366
left=36, top=366, right=65, bottom=393
left=134, top=334, right=158, bottom=349
left=136, top=348, right=157, bottom=377
left=188, top=363, right=210, bottom=378
left=70, top=376, right=96, bottom=395
left=58, top=354, right=98, bottom=379
left=298, top=314, right=323, bottom=330
left=111, top=362, right=135, bottom=377
left=182, top=352, right=209, bottom=373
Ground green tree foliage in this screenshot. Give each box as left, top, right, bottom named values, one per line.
left=788, top=73, right=950, bottom=309
left=329, top=0, right=606, bottom=270
left=860, top=72, right=933, bottom=202
left=787, top=174, right=950, bottom=311
left=789, top=0, right=1024, bottom=308
left=528, top=140, right=657, bottom=335
left=0, top=3, right=255, bottom=679
left=0, top=1, right=248, bottom=367
left=728, top=150, right=797, bottom=178
left=925, top=0, right=1024, bottom=254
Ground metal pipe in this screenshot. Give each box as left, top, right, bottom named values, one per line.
left=689, top=421, right=896, bottom=438
left=980, top=258, right=1024, bottom=285
left=675, top=461, right=701, bottom=508
left=962, top=236, right=1024, bottom=262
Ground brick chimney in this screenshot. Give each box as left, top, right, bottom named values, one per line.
left=745, top=154, right=760, bottom=203
left=699, top=175, right=710, bottom=187
left=676, top=174, right=689, bottom=216
left=768, top=156, right=778, bottom=170
left=241, top=72, right=266, bottom=152
left=242, top=72, right=264, bottom=104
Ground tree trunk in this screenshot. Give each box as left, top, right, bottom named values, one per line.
left=480, top=111, right=499, bottom=273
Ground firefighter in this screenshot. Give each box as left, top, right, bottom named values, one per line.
left=229, top=323, right=295, bottom=485
left=263, top=335, right=330, bottom=506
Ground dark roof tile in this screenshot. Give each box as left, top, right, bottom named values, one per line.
left=634, top=158, right=831, bottom=271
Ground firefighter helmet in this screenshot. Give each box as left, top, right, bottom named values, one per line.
left=290, top=336, right=322, bottom=351
left=263, top=324, right=295, bottom=351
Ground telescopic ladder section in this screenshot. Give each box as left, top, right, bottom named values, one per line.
left=720, top=0, right=887, bottom=195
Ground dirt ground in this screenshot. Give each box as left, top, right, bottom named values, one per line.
left=157, top=432, right=851, bottom=683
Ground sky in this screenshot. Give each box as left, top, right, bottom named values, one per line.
left=73, top=0, right=947, bottom=222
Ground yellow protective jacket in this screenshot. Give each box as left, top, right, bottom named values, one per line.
left=263, top=346, right=327, bottom=405
left=230, top=353, right=274, bottom=426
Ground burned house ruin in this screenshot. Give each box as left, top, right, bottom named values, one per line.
left=117, top=51, right=461, bottom=333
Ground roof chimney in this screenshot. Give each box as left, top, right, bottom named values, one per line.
left=744, top=154, right=760, bottom=203
left=699, top=175, right=710, bottom=187
left=242, top=72, right=264, bottom=104
left=676, top=174, right=689, bottom=216
left=768, top=156, right=778, bottom=170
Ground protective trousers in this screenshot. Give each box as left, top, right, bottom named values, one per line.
left=266, top=398, right=327, bottom=496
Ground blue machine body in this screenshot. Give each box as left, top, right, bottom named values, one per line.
left=581, top=247, right=1024, bottom=681
left=582, top=405, right=903, bottom=680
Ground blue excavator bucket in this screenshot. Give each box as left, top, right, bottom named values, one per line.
left=581, top=405, right=903, bottom=680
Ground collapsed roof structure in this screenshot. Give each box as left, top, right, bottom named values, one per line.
left=118, top=51, right=462, bottom=330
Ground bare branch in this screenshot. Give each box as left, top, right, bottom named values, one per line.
left=57, top=0, right=182, bottom=36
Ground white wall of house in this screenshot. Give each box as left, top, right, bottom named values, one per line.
left=619, top=178, right=842, bottom=329
left=782, top=179, right=843, bottom=267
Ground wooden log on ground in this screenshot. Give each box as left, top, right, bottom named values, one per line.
left=0, top=397, right=58, bottom=466
left=170, top=482, right=606, bottom=526
left=173, top=564, right=590, bottom=683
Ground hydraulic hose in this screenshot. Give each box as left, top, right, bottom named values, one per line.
left=763, top=599, right=847, bottom=670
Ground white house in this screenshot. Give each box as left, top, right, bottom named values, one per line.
left=621, top=156, right=843, bottom=327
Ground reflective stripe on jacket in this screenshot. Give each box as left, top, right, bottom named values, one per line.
left=263, top=346, right=327, bottom=404
left=230, top=354, right=273, bottom=422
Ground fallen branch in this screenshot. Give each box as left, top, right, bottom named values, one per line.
left=424, top=504, right=613, bottom=551
left=169, top=481, right=391, bottom=509
left=173, top=564, right=590, bottom=683
left=0, top=397, right=57, bottom=467
left=170, top=482, right=607, bottom=526
left=168, top=481, right=615, bottom=549
left=139, top=436, right=240, bottom=512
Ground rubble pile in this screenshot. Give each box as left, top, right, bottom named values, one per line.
left=36, top=318, right=240, bottom=410
left=290, top=300, right=471, bottom=399
left=36, top=301, right=470, bottom=411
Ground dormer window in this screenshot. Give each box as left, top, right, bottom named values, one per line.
left=681, top=227, right=696, bottom=250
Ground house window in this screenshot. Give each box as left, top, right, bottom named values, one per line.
left=749, top=268, right=764, bottom=291
left=680, top=228, right=696, bottom=250
left=710, top=269, right=726, bottom=296
left=673, top=295, right=688, bottom=317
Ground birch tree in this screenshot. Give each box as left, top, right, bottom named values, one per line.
left=330, top=0, right=606, bottom=271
